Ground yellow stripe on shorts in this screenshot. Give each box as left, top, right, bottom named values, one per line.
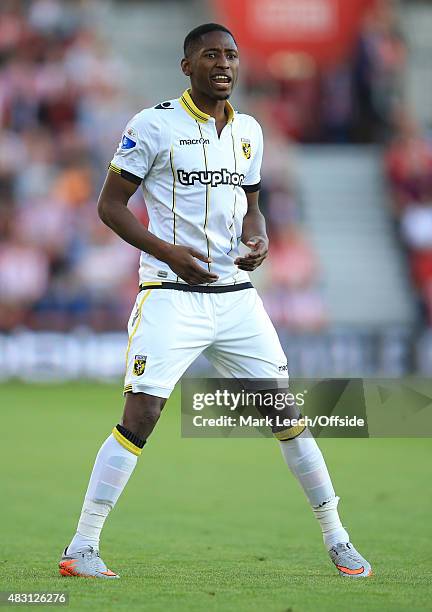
left=125, top=289, right=152, bottom=371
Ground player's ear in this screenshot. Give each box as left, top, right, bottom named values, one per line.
left=181, top=57, right=191, bottom=77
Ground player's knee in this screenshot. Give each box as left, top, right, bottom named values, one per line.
left=122, top=392, right=165, bottom=439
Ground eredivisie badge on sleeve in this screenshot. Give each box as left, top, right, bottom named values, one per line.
left=133, top=354, right=147, bottom=376
left=241, top=138, right=251, bottom=159
left=121, top=127, right=137, bottom=150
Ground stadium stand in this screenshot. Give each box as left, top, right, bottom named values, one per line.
left=1, top=0, right=431, bottom=378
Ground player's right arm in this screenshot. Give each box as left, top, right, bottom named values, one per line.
left=97, top=171, right=218, bottom=285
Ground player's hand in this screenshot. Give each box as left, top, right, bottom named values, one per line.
left=234, top=236, right=268, bottom=271
left=163, top=245, right=219, bottom=285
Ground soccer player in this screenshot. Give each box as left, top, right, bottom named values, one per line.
left=59, top=23, right=372, bottom=579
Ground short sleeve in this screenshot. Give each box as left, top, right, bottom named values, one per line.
left=110, top=111, right=161, bottom=184
left=242, top=121, right=263, bottom=193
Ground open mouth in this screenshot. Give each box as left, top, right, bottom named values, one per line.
left=210, top=74, right=232, bottom=86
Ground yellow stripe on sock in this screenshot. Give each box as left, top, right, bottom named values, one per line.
left=112, top=427, right=142, bottom=456
left=274, top=424, right=306, bottom=441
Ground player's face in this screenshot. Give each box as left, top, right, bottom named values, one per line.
left=183, top=31, right=239, bottom=100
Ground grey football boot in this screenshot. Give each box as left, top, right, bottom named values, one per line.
left=59, top=545, right=119, bottom=579
left=329, top=542, right=372, bottom=578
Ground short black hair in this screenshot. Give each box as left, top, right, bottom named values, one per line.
left=183, top=23, right=236, bottom=57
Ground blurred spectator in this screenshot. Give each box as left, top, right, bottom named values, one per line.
left=401, top=203, right=432, bottom=252
left=352, top=0, right=406, bottom=142
left=386, top=108, right=432, bottom=325
left=268, top=225, right=317, bottom=288
left=265, top=182, right=299, bottom=230
left=246, top=55, right=321, bottom=142
left=401, top=201, right=432, bottom=325
left=386, top=109, right=432, bottom=213
left=320, top=63, right=353, bottom=143
left=0, top=222, right=50, bottom=330
left=261, top=225, right=327, bottom=331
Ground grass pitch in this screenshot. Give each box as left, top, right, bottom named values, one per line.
left=1, top=382, right=431, bottom=611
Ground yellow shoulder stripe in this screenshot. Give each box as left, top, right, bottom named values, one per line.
left=109, top=163, right=121, bottom=174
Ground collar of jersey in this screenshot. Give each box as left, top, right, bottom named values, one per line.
left=179, top=89, right=235, bottom=124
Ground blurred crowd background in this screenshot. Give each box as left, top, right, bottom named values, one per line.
left=0, top=0, right=137, bottom=332
left=1, top=0, right=432, bottom=377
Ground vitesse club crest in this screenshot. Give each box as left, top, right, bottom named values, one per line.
left=133, top=354, right=147, bottom=376
left=241, top=138, right=251, bottom=160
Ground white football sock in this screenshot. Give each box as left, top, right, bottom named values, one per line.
left=312, top=495, right=349, bottom=549
left=67, top=433, right=138, bottom=554
left=279, top=431, right=349, bottom=549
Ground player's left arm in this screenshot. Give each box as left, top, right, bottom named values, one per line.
left=234, top=190, right=269, bottom=271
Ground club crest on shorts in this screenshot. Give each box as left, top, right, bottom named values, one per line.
left=133, top=354, right=147, bottom=376
left=241, top=138, right=251, bottom=160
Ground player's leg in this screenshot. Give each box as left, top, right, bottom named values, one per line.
left=206, top=289, right=372, bottom=577
left=60, top=290, right=213, bottom=578
left=64, top=392, right=165, bottom=559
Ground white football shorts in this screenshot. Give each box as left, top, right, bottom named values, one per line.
left=124, top=287, right=288, bottom=398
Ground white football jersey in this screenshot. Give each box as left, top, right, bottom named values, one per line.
left=110, top=89, right=263, bottom=287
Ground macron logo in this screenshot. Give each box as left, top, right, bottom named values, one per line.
left=179, top=138, right=210, bottom=145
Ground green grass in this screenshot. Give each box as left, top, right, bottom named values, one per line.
left=1, top=382, right=431, bottom=611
